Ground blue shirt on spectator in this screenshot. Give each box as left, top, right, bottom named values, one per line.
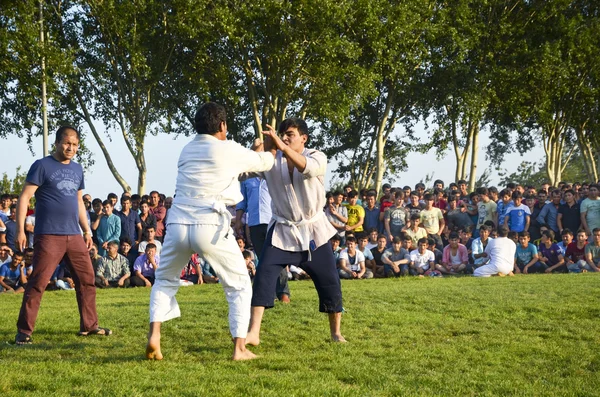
left=505, top=204, right=531, bottom=232
left=537, top=202, right=560, bottom=233
left=515, top=243, right=537, bottom=265
left=4, top=219, right=17, bottom=251
left=363, top=205, right=381, bottom=233
left=26, top=156, right=85, bottom=235
left=496, top=200, right=514, bottom=227
left=0, top=263, right=22, bottom=281
left=116, top=210, right=141, bottom=244
left=236, top=177, right=272, bottom=227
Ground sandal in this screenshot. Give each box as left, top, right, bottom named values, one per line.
left=78, top=327, right=112, bottom=337
left=15, top=332, right=33, bottom=345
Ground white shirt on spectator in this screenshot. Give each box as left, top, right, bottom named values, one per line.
left=409, top=249, right=435, bottom=270
left=338, top=248, right=365, bottom=272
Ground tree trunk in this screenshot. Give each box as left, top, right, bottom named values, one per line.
left=374, top=93, right=394, bottom=194
left=468, top=122, right=479, bottom=192
left=576, top=126, right=599, bottom=182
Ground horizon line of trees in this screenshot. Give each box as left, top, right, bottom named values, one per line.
left=2, top=0, right=599, bottom=194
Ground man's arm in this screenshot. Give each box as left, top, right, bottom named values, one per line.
left=537, top=205, right=548, bottom=226
left=545, top=254, right=565, bottom=273
left=347, top=215, right=364, bottom=231
left=357, top=261, right=366, bottom=278
left=523, top=252, right=539, bottom=274
left=16, top=183, right=39, bottom=251
left=585, top=249, right=600, bottom=271
left=525, top=215, right=530, bottom=232
left=556, top=213, right=563, bottom=232
left=0, top=275, right=13, bottom=291
left=77, top=190, right=93, bottom=249
left=437, top=216, right=445, bottom=236
left=338, top=258, right=351, bottom=273
left=580, top=210, right=590, bottom=235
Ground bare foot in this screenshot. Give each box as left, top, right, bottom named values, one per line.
left=146, top=334, right=163, bottom=360
left=280, top=294, right=291, bottom=303
left=497, top=272, right=506, bottom=277
left=507, top=271, right=515, bottom=276
left=232, top=348, right=258, bottom=361
left=245, top=332, right=260, bottom=346
left=331, top=334, right=347, bottom=343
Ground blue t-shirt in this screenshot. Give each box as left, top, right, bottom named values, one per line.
left=26, top=156, right=85, bottom=235
left=515, top=243, right=537, bottom=265
left=4, top=220, right=17, bottom=250
left=505, top=204, right=531, bottom=232
left=0, top=263, right=21, bottom=281
left=497, top=200, right=514, bottom=226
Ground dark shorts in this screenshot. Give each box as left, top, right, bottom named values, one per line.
left=251, top=227, right=343, bottom=313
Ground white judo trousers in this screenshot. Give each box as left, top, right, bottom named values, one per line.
left=473, top=236, right=516, bottom=277
left=149, top=223, right=251, bottom=338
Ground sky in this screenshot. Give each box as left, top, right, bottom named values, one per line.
left=1, top=124, right=545, bottom=199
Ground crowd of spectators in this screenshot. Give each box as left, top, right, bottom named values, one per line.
left=1, top=178, right=600, bottom=293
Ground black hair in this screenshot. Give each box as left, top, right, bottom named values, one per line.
left=278, top=117, right=309, bottom=143
left=194, top=102, right=227, bottom=135
left=55, top=125, right=80, bottom=143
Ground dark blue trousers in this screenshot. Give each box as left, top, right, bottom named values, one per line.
left=251, top=227, right=343, bottom=313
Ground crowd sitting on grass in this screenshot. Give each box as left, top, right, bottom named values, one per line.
left=1, top=178, right=600, bottom=293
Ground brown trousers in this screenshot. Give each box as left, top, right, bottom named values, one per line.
left=17, top=234, right=98, bottom=335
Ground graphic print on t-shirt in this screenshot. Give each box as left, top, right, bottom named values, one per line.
left=50, top=168, right=81, bottom=197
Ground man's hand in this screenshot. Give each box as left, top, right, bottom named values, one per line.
left=234, top=219, right=244, bottom=237
left=16, top=232, right=27, bottom=251
left=83, top=234, right=93, bottom=250
left=544, top=268, right=552, bottom=274
left=351, top=271, right=358, bottom=279
left=102, top=242, right=108, bottom=250
left=262, top=124, right=287, bottom=152
left=523, top=266, right=529, bottom=274
left=4, top=287, right=14, bottom=294
left=104, top=278, right=109, bottom=287
left=66, top=277, right=75, bottom=289
left=145, top=279, right=151, bottom=287
left=118, top=278, right=124, bottom=287
left=197, top=276, right=204, bottom=285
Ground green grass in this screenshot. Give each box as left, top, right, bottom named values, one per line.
left=1, top=274, right=599, bottom=396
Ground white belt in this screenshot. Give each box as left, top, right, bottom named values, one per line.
left=272, top=211, right=323, bottom=259
left=173, top=196, right=232, bottom=234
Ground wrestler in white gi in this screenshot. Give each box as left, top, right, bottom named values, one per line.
left=246, top=118, right=346, bottom=347
left=473, top=226, right=516, bottom=277
left=146, top=102, right=274, bottom=361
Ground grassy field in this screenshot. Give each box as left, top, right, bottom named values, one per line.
left=1, top=274, right=599, bottom=396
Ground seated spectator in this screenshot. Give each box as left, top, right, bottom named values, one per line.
left=401, top=233, right=414, bottom=252
left=236, top=236, right=258, bottom=267
left=95, top=241, right=130, bottom=288
left=583, top=228, right=600, bottom=272
left=357, top=233, right=377, bottom=277
left=381, top=236, right=410, bottom=277
left=514, top=231, right=544, bottom=274
left=92, top=200, right=121, bottom=256
left=366, top=228, right=379, bottom=250
left=200, top=259, right=219, bottom=284
left=181, top=253, right=203, bottom=285
left=504, top=191, right=530, bottom=232
left=370, top=234, right=389, bottom=278
left=406, top=214, right=427, bottom=249
left=338, top=236, right=371, bottom=279
left=330, top=235, right=342, bottom=262
left=0, top=250, right=27, bottom=293
left=243, top=250, right=256, bottom=281
left=459, top=226, right=474, bottom=257
left=565, top=230, right=590, bottom=273
left=538, top=230, right=566, bottom=273
left=131, top=243, right=159, bottom=287
left=439, top=232, right=468, bottom=274
left=50, top=261, right=75, bottom=290
left=428, top=237, right=443, bottom=265
left=89, top=243, right=102, bottom=274
left=473, top=226, right=516, bottom=277
left=119, top=237, right=138, bottom=272
left=22, top=248, right=34, bottom=277
left=556, top=229, right=573, bottom=256
left=289, top=265, right=310, bottom=281
left=409, top=237, right=438, bottom=276
left=138, top=226, right=162, bottom=256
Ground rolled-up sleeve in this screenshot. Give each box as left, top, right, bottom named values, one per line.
left=302, top=150, right=327, bottom=179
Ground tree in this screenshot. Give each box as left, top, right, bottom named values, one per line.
left=0, top=167, right=28, bottom=196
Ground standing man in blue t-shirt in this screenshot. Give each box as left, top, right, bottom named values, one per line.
left=14, top=126, right=112, bottom=345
